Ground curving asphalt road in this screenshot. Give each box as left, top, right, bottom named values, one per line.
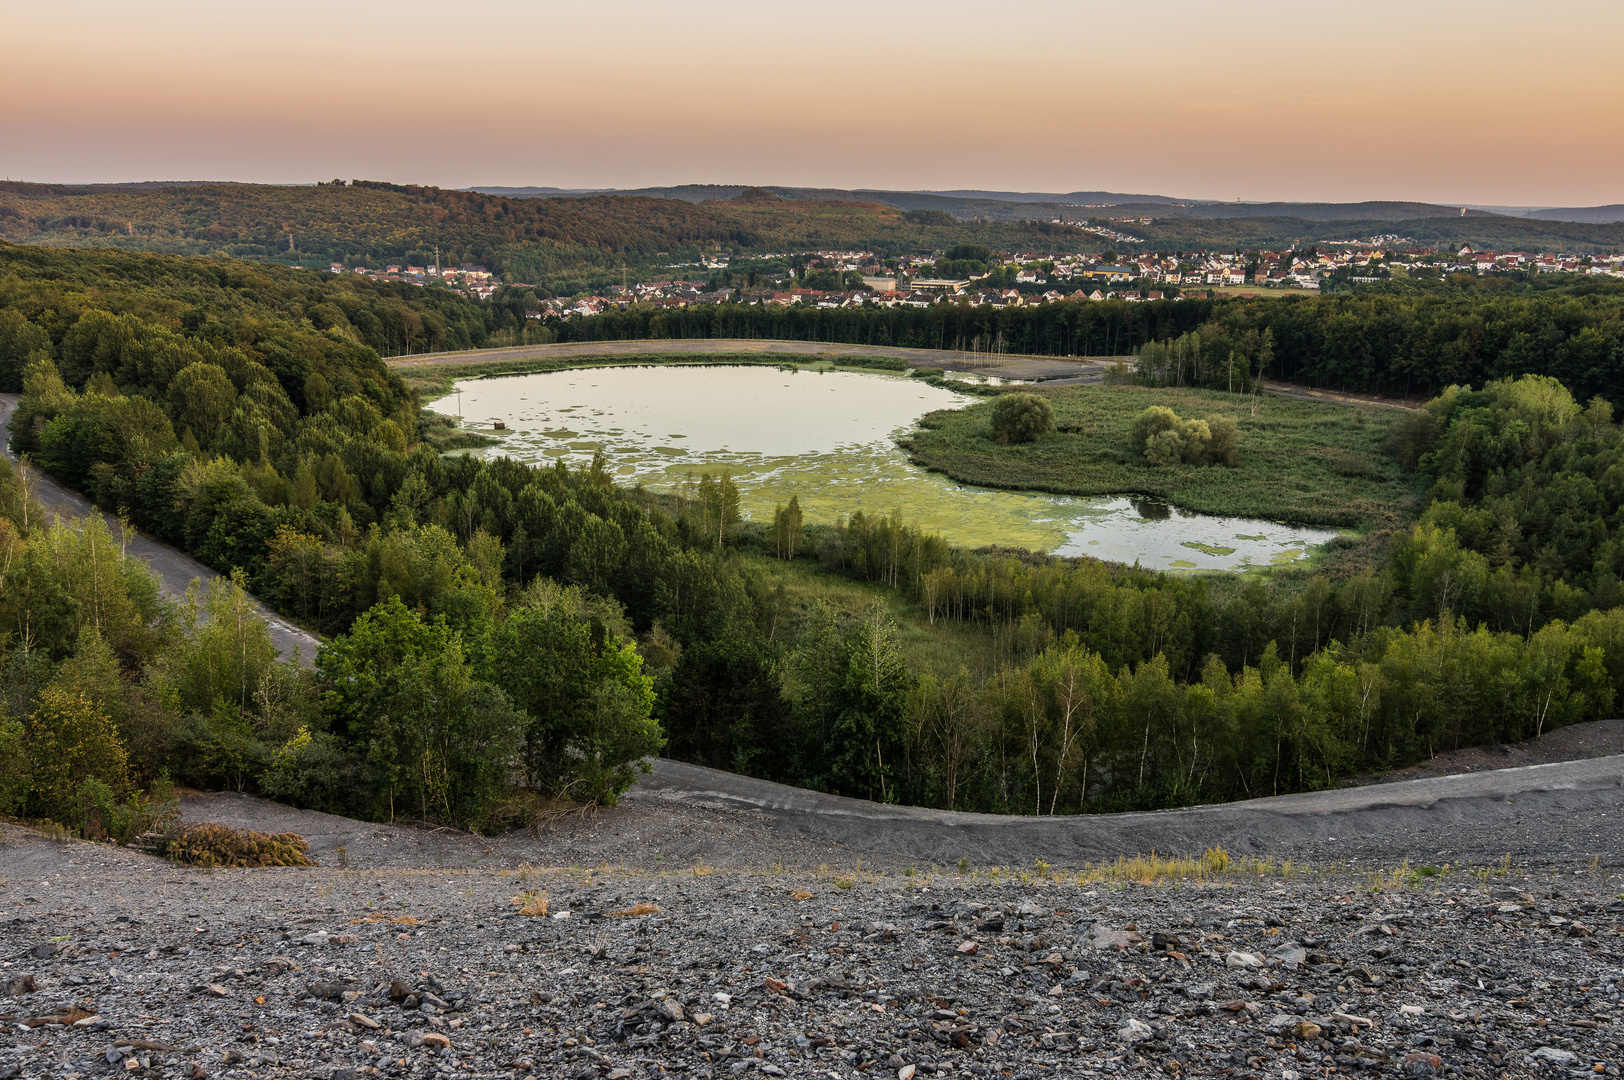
left=0, top=393, right=321, bottom=665
left=630, top=753, right=1624, bottom=869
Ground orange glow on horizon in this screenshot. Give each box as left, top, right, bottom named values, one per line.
left=3, top=0, right=1622, bottom=206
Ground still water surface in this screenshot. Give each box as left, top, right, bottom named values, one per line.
left=444, top=366, right=1340, bottom=571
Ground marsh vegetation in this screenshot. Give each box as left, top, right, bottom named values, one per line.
left=905, top=383, right=1424, bottom=531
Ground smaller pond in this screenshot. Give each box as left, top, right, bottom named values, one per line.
left=439, top=365, right=1342, bottom=571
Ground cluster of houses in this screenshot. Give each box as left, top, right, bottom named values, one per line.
left=329, top=239, right=1624, bottom=318
left=328, top=261, right=501, bottom=299
left=1412, top=246, right=1624, bottom=278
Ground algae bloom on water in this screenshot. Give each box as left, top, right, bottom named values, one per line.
left=443, top=365, right=1339, bottom=571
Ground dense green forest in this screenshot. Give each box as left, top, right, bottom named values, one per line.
left=0, top=241, right=550, bottom=374
left=6, top=242, right=1624, bottom=836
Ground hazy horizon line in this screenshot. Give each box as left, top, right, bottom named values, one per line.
left=2, top=175, right=1616, bottom=213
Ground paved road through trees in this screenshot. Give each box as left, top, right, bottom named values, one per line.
left=0, top=392, right=321, bottom=665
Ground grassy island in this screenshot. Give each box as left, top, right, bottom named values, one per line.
left=903, top=383, right=1425, bottom=531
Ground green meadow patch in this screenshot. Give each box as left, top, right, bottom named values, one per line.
left=904, top=383, right=1423, bottom=531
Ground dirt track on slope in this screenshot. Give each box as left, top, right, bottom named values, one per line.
left=146, top=747, right=1624, bottom=877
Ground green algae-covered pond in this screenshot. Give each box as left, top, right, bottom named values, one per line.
left=441, top=365, right=1340, bottom=571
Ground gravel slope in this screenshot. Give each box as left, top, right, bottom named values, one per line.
left=4, top=752, right=1623, bottom=1079
left=2, top=806, right=1620, bottom=1080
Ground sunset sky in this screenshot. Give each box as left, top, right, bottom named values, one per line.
left=5, top=0, right=1621, bottom=206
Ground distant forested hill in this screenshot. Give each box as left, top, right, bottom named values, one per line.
left=1130, top=213, right=1624, bottom=252
left=5, top=180, right=1621, bottom=300
left=0, top=241, right=507, bottom=379
left=0, top=181, right=1099, bottom=286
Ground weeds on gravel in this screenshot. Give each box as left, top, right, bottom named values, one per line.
left=512, top=890, right=549, bottom=916
left=35, top=820, right=74, bottom=843
left=1071, top=847, right=1308, bottom=885
left=609, top=902, right=661, bottom=917
left=355, top=911, right=419, bottom=925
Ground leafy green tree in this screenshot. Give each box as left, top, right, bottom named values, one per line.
left=906, top=666, right=990, bottom=810
left=0, top=309, right=50, bottom=394
left=164, top=573, right=279, bottom=715
left=318, top=595, right=523, bottom=823
left=478, top=580, right=661, bottom=803
left=791, top=604, right=911, bottom=802
left=167, top=362, right=238, bottom=447
left=365, top=523, right=500, bottom=635
left=661, top=634, right=786, bottom=777
left=25, top=685, right=130, bottom=823
left=988, top=393, right=1056, bottom=445
left=771, top=495, right=804, bottom=560
left=1028, top=638, right=1110, bottom=813
left=0, top=711, right=25, bottom=814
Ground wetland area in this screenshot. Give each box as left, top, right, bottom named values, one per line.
left=436, top=365, right=1347, bottom=572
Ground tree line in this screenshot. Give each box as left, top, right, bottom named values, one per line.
left=548, top=278, right=1624, bottom=407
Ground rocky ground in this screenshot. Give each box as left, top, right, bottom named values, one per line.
left=3, top=750, right=1623, bottom=1080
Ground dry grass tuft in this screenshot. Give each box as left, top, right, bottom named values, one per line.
left=1065, top=846, right=1302, bottom=885
left=512, top=890, right=550, bottom=917
left=790, top=889, right=814, bottom=901
left=610, top=902, right=661, bottom=917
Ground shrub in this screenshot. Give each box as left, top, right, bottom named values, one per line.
left=1131, top=406, right=1241, bottom=466
left=0, top=716, right=25, bottom=816
left=25, top=687, right=130, bottom=823
left=843, top=355, right=907, bottom=372
left=161, top=823, right=316, bottom=867
left=259, top=726, right=364, bottom=817
left=911, top=367, right=944, bottom=378
left=1205, top=415, right=1241, bottom=465
left=74, top=776, right=178, bottom=845
left=988, top=392, right=1056, bottom=445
